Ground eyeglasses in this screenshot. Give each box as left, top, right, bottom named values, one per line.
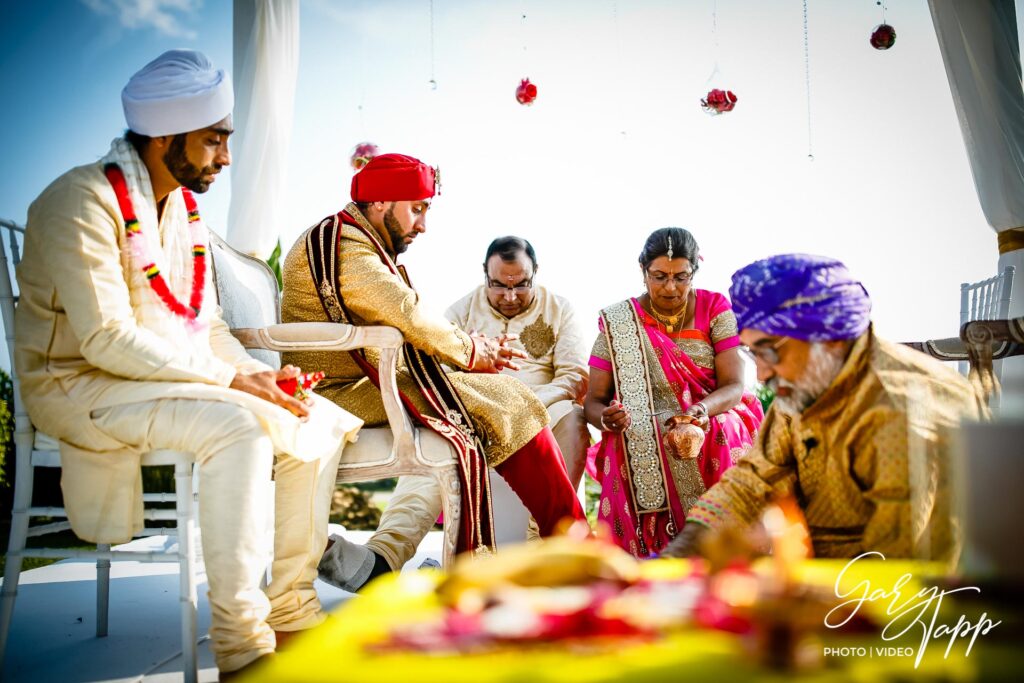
left=486, top=279, right=534, bottom=295
left=646, top=269, right=693, bottom=286
left=745, top=337, right=790, bottom=365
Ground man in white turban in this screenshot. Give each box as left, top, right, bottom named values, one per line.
left=14, top=49, right=361, bottom=677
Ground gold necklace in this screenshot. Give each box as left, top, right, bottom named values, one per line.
left=647, top=296, right=688, bottom=333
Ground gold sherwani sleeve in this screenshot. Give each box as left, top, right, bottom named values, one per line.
left=35, top=174, right=236, bottom=386
left=853, top=405, right=953, bottom=560
left=339, top=236, right=475, bottom=369
left=533, top=298, right=588, bottom=407
left=686, top=409, right=798, bottom=528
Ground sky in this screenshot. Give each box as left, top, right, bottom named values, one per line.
left=2, top=0, right=1022, bottom=372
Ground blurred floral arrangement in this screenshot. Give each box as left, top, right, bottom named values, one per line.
left=368, top=502, right=874, bottom=671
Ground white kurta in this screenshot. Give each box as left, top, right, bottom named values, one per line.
left=14, top=152, right=360, bottom=543
left=444, top=284, right=589, bottom=428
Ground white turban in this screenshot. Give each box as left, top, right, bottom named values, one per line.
left=122, top=49, right=233, bottom=137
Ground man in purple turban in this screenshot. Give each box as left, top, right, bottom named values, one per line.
left=665, top=254, right=986, bottom=562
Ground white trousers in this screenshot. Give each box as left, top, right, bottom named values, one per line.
left=92, top=398, right=342, bottom=673
left=365, top=403, right=590, bottom=568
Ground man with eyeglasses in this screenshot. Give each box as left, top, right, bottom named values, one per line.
left=280, top=157, right=585, bottom=593
left=445, top=236, right=590, bottom=494
left=664, top=253, right=986, bottom=562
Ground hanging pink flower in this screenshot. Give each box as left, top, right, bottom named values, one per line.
left=350, top=142, right=379, bottom=170
left=701, top=88, right=738, bottom=115
left=870, top=24, right=896, bottom=50
left=516, top=78, right=538, bottom=105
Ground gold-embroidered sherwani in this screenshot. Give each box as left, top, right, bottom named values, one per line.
left=686, top=330, right=987, bottom=561
left=445, top=285, right=589, bottom=473
left=281, top=206, right=549, bottom=466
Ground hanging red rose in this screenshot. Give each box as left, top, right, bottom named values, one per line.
left=701, top=88, right=737, bottom=115
left=516, top=78, right=538, bottom=105
left=350, top=142, right=379, bottom=170
left=870, top=24, right=896, bottom=50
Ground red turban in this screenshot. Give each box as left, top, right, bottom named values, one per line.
left=350, top=153, right=438, bottom=202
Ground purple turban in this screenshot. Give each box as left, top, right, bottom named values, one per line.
left=729, top=254, right=872, bottom=342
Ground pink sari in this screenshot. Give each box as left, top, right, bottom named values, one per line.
left=588, top=294, right=763, bottom=557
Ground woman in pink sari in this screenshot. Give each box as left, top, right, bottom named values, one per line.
left=584, top=228, right=763, bottom=558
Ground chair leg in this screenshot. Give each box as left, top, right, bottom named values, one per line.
left=436, top=466, right=461, bottom=569
left=96, top=544, right=110, bottom=637
left=0, top=432, right=36, bottom=668
left=175, top=461, right=199, bottom=683
left=0, top=511, right=31, bottom=668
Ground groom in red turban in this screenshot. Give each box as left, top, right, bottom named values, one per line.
left=280, top=153, right=586, bottom=592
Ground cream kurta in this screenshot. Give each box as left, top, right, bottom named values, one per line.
left=14, top=161, right=356, bottom=543
left=686, top=330, right=987, bottom=561
left=281, top=208, right=549, bottom=466
left=444, top=285, right=588, bottom=428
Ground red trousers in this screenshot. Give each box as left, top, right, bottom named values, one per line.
left=494, top=426, right=587, bottom=536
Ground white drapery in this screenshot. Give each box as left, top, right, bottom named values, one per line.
left=929, top=0, right=1024, bottom=413
left=228, top=0, right=300, bottom=258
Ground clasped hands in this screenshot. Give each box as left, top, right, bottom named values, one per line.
left=470, top=332, right=527, bottom=373
left=230, top=364, right=312, bottom=420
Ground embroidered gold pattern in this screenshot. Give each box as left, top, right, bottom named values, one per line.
left=602, top=300, right=668, bottom=512
left=676, top=338, right=715, bottom=369
left=601, top=497, right=611, bottom=516
left=520, top=318, right=556, bottom=359
left=710, top=310, right=739, bottom=346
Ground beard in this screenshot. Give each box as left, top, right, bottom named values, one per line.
left=383, top=204, right=410, bottom=254
left=162, top=134, right=220, bottom=193
left=770, top=343, right=845, bottom=415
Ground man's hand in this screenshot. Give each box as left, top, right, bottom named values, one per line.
left=600, top=399, right=631, bottom=433
left=230, top=364, right=311, bottom=419
left=470, top=333, right=527, bottom=373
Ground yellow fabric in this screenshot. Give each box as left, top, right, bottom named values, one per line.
left=688, top=330, right=987, bottom=561
left=249, top=558, right=984, bottom=682
left=281, top=207, right=549, bottom=466
left=997, top=226, right=1024, bottom=254
left=13, top=162, right=361, bottom=543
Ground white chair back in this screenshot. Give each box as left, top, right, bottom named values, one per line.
left=208, top=230, right=281, bottom=369
left=961, top=266, right=1015, bottom=325
left=959, top=266, right=1015, bottom=376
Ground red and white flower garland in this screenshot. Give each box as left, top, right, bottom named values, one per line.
left=104, top=163, right=207, bottom=325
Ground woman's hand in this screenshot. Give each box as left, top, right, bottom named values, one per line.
left=681, top=402, right=710, bottom=432
left=600, top=399, right=631, bottom=433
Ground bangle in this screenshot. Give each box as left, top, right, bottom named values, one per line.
left=692, top=402, right=708, bottom=416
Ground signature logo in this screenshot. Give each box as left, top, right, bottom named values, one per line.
left=823, top=552, right=1000, bottom=668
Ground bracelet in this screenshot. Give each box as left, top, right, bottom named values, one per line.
left=692, top=401, right=708, bottom=416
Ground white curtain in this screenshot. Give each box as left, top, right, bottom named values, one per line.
left=929, top=0, right=1024, bottom=414
left=228, top=0, right=300, bottom=257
